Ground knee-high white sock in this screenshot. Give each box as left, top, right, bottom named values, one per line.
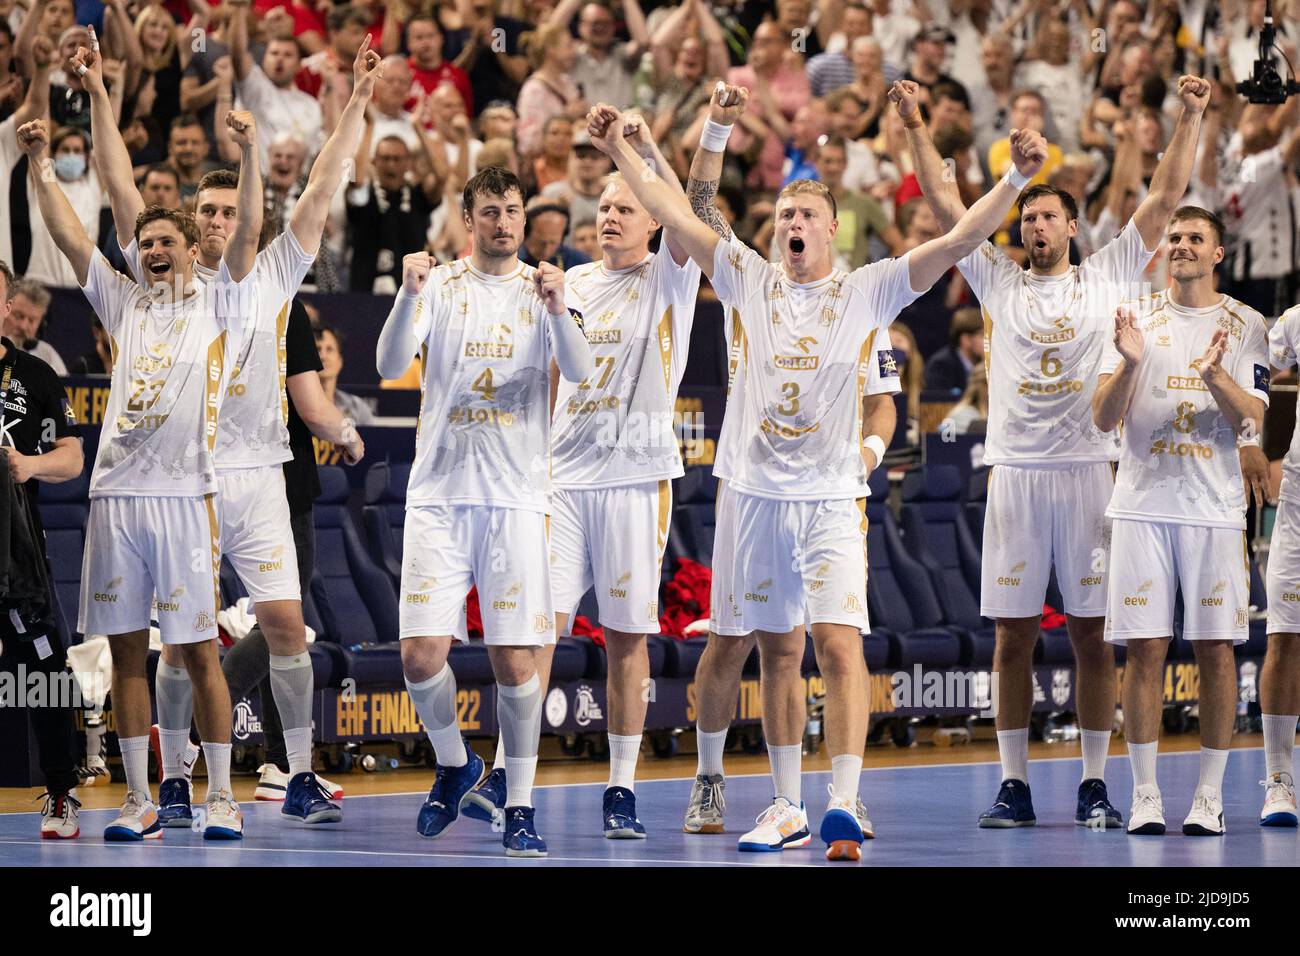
left=498, top=675, right=542, bottom=808
left=406, top=666, right=467, bottom=768
left=831, top=754, right=863, bottom=803
left=1080, top=729, right=1111, bottom=782
left=493, top=736, right=506, bottom=774
left=768, top=743, right=802, bottom=804
left=1197, top=747, right=1229, bottom=796
left=154, top=663, right=192, bottom=781
left=203, top=742, right=232, bottom=797
left=119, top=736, right=151, bottom=800
left=1127, top=740, right=1159, bottom=791
left=1263, top=714, right=1298, bottom=778
left=607, top=734, right=641, bottom=791
left=696, top=729, right=727, bottom=777
left=269, top=653, right=315, bottom=776
left=997, top=728, right=1029, bottom=783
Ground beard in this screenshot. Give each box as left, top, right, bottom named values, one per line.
left=478, top=234, right=520, bottom=259
left=1028, top=236, right=1068, bottom=270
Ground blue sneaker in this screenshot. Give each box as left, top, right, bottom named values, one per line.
left=978, top=779, right=1036, bottom=828
left=1076, top=778, right=1122, bottom=829
left=602, top=787, right=646, bottom=839
left=502, top=806, right=548, bottom=857
left=417, top=744, right=484, bottom=838
left=283, top=772, right=343, bottom=825
left=461, top=767, right=506, bottom=824
left=157, top=777, right=193, bottom=828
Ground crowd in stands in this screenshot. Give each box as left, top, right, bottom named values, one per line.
left=2, top=0, right=1299, bottom=441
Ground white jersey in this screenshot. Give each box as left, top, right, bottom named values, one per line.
left=1100, top=291, right=1270, bottom=529
left=708, top=234, right=920, bottom=501
left=1222, top=133, right=1296, bottom=283
left=1268, top=304, right=1300, bottom=504
left=214, top=230, right=315, bottom=470
left=552, top=251, right=701, bottom=489
left=958, top=219, right=1156, bottom=467
left=80, top=250, right=248, bottom=498
left=405, top=258, right=566, bottom=513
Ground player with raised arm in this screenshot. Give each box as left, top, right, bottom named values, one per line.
left=672, top=84, right=904, bottom=844
left=586, top=92, right=1047, bottom=860
left=19, top=104, right=261, bottom=840
left=897, top=75, right=1210, bottom=830
left=376, top=166, right=593, bottom=858
left=1093, top=208, right=1269, bottom=836
left=70, top=35, right=379, bottom=828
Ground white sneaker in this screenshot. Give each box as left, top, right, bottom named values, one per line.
left=1127, top=784, right=1166, bottom=835
left=821, top=786, right=865, bottom=862
left=254, top=764, right=344, bottom=801
left=737, top=797, right=810, bottom=852
left=855, top=797, right=875, bottom=840
left=104, top=790, right=162, bottom=841
left=203, top=790, right=244, bottom=840
left=1261, top=772, right=1298, bottom=827
left=40, top=791, right=80, bottom=839
left=1182, top=785, right=1225, bottom=836
left=78, top=755, right=109, bottom=787
left=683, top=773, right=726, bottom=834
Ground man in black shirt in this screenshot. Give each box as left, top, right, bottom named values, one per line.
left=441, top=0, right=529, bottom=115
left=347, top=135, right=442, bottom=292
left=0, top=259, right=85, bottom=838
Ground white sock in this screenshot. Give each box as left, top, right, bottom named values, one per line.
left=607, top=734, right=641, bottom=791
left=203, top=741, right=232, bottom=797
left=996, top=728, right=1029, bottom=783
left=830, top=754, right=862, bottom=803
left=493, top=736, right=506, bottom=774
left=505, top=756, right=538, bottom=808
left=119, top=736, right=151, bottom=800
left=696, top=729, right=727, bottom=777
left=1197, top=747, right=1229, bottom=796
left=183, top=740, right=201, bottom=780
left=405, top=667, right=466, bottom=768
left=1263, top=714, right=1298, bottom=778
left=498, top=675, right=542, bottom=808
left=159, top=729, right=191, bottom=783
left=1080, top=729, right=1111, bottom=782
left=768, top=743, right=802, bottom=804
left=283, top=727, right=313, bottom=777
left=1127, top=740, right=1159, bottom=791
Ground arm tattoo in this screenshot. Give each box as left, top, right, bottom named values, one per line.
left=686, top=176, right=733, bottom=239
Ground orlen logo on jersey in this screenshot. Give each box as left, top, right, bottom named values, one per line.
left=1166, top=374, right=1209, bottom=391
left=776, top=337, right=819, bottom=370
left=465, top=324, right=513, bottom=358
left=1029, top=327, right=1076, bottom=344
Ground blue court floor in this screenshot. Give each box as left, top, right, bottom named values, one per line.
left=1, top=748, right=1297, bottom=866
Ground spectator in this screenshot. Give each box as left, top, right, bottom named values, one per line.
left=806, top=2, right=871, bottom=97
left=478, top=137, right=520, bottom=175
left=943, top=361, right=988, bottom=435
left=946, top=0, right=997, bottom=92
left=314, top=325, right=376, bottom=425
left=894, top=196, right=956, bottom=359
left=5, top=277, right=65, bottom=375
left=24, top=126, right=102, bottom=288
left=520, top=200, right=589, bottom=269
left=781, top=100, right=828, bottom=186
left=406, top=14, right=473, bottom=114
left=139, top=163, right=182, bottom=209
left=888, top=319, right=922, bottom=445
left=649, top=0, right=730, bottom=110
left=813, top=135, right=902, bottom=269
left=0, top=23, right=18, bottom=120
left=127, top=1, right=192, bottom=160
left=299, top=4, right=373, bottom=99
left=180, top=25, right=232, bottom=158
left=477, top=99, right=519, bottom=142
left=229, top=0, right=324, bottom=170
left=968, top=34, right=1015, bottom=167
left=533, top=115, right=572, bottom=191
left=368, top=55, right=420, bottom=153
left=987, top=90, right=1062, bottom=193
left=0, top=33, right=52, bottom=270
left=903, top=25, right=967, bottom=104
left=823, top=89, right=884, bottom=191
left=541, top=126, right=611, bottom=242
left=70, top=317, right=113, bottom=375
left=727, top=19, right=811, bottom=192
left=924, top=307, right=983, bottom=395
left=648, top=35, right=713, bottom=166
left=261, top=133, right=342, bottom=291
left=47, top=23, right=94, bottom=132
left=868, top=0, right=925, bottom=74
left=442, top=0, right=530, bottom=115
left=165, top=114, right=219, bottom=199
left=426, top=82, right=482, bottom=187
left=571, top=218, right=598, bottom=260
left=1018, top=18, right=1084, bottom=153
left=844, top=37, right=890, bottom=140
left=548, top=0, right=649, bottom=111
left=516, top=21, right=584, bottom=159
left=346, top=135, right=442, bottom=293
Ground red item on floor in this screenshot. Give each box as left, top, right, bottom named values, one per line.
left=1041, top=604, right=1065, bottom=629
left=658, top=558, right=712, bottom=638
left=571, top=615, right=605, bottom=647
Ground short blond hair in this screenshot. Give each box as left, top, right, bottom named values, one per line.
left=777, top=178, right=837, bottom=220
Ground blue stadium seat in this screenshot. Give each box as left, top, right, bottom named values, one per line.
left=662, top=634, right=708, bottom=678
left=361, top=461, right=410, bottom=583
left=1243, top=556, right=1269, bottom=657
left=672, top=466, right=718, bottom=566
left=965, top=466, right=990, bottom=541
left=36, top=467, right=90, bottom=642
left=312, top=466, right=399, bottom=645
left=900, top=465, right=995, bottom=665
left=864, top=470, right=963, bottom=668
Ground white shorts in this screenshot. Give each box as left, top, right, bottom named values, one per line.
left=217, top=466, right=300, bottom=606
left=1105, top=518, right=1249, bottom=645
left=400, top=504, right=554, bottom=646
left=550, top=480, right=671, bottom=634
left=709, top=484, right=868, bottom=637
left=980, top=462, right=1113, bottom=619
left=1266, top=497, right=1300, bottom=634
left=78, top=495, right=221, bottom=645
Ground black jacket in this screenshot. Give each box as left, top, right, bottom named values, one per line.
left=0, top=449, right=55, bottom=639
left=923, top=346, right=970, bottom=396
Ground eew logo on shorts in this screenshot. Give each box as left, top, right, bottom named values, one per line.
left=50, top=886, right=152, bottom=936
left=997, top=561, right=1025, bottom=587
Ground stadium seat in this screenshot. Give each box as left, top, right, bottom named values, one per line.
left=35, top=467, right=90, bottom=642
left=965, top=466, right=990, bottom=541
left=662, top=635, right=708, bottom=678
left=361, top=460, right=411, bottom=583
left=312, top=466, right=399, bottom=646
left=900, top=465, right=995, bottom=665
left=673, top=465, right=718, bottom=566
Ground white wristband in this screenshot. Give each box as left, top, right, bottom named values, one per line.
left=863, top=434, right=887, bottom=468
left=1003, top=165, right=1031, bottom=191
left=1238, top=433, right=1262, bottom=448
left=700, top=119, right=734, bottom=153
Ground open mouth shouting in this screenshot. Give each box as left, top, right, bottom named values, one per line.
left=789, top=236, right=806, bottom=256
